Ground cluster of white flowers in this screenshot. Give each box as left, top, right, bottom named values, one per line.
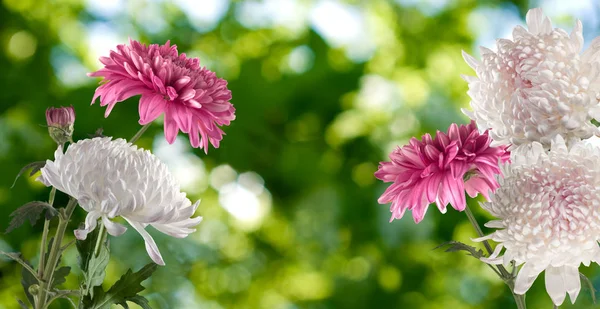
left=463, top=8, right=600, bottom=306
left=38, top=137, right=202, bottom=266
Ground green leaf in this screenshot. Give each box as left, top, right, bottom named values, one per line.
left=86, top=263, right=157, bottom=309
left=88, top=128, right=105, bottom=138
left=10, top=161, right=46, bottom=189
left=20, top=260, right=37, bottom=307
left=52, top=266, right=71, bottom=288
left=85, top=244, right=109, bottom=298
left=433, top=241, right=485, bottom=259
left=17, top=299, right=29, bottom=309
left=126, top=295, right=152, bottom=309
left=580, top=272, right=597, bottom=304
left=82, top=286, right=105, bottom=308
left=76, top=227, right=98, bottom=272
left=77, top=228, right=110, bottom=298
left=47, top=290, right=79, bottom=309
left=5, top=201, right=58, bottom=233
left=0, top=251, right=39, bottom=281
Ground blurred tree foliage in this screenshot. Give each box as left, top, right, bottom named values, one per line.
left=0, top=0, right=597, bottom=308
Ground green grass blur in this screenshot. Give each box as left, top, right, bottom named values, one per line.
left=0, top=0, right=598, bottom=308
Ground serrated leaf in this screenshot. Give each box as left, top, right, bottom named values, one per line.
left=114, top=295, right=152, bottom=309
left=0, top=251, right=38, bottom=282
left=433, top=241, right=485, bottom=259
left=89, top=128, right=105, bottom=138
left=52, top=266, right=71, bottom=288
left=20, top=259, right=37, bottom=306
left=580, top=272, right=597, bottom=304
left=82, top=286, right=105, bottom=308
left=126, top=295, right=152, bottom=309
left=49, top=290, right=79, bottom=309
left=87, top=263, right=157, bottom=309
left=17, top=299, right=28, bottom=309
left=10, top=161, right=46, bottom=188
left=85, top=244, right=110, bottom=298
left=5, top=201, right=58, bottom=233
left=76, top=228, right=98, bottom=272
left=77, top=228, right=110, bottom=298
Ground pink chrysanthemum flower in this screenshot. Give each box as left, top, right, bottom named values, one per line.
left=88, top=39, right=235, bottom=153
left=375, top=121, right=509, bottom=223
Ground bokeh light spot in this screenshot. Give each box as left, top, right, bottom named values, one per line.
left=378, top=265, right=402, bottom=291
left=7, top=31, right=37, bottom=61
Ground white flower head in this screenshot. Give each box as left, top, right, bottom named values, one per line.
left=476, top=135, right=600, bottom=305
left=462, top=8, right=600, bottom=148
left=38, top=137, right=202, bottom=265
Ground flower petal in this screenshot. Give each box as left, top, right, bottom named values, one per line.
left=125, top=218, right=165, bottom=266
left=74, top=211, right=102, bottom=240
left=102, top=216, right=128, bottom=237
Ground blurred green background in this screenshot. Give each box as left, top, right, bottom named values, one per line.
left=1, top=0, right=599, bottom=308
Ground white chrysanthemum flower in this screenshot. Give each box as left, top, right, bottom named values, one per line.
left=476, top=135, right=600, bottom=305
left=38, top=137, right=202, bottom=265
left=462, top=8, right=600, bottom=148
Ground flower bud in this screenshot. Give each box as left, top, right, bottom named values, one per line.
left=28, top=284, right=39, bottom=295
left=46, top=106, right=75, bottom=145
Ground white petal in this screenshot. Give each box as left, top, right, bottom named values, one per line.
left=545, top=266, right=567, bottom=306
left=526, top=8, right=546, bottom=35
left=102, top=216, right=127, bottom=237
left=488, top=244, right=504, bottom=260
left=563, top=266, right=581, bottom=304
left=74, top=211, right=101, bottom=240
left=484, top=220, right=504, bottom=228
left=125, top=217, right=165, bottom=266
left=471, top=234, right=493, bottom=242
left=152, top=216, right=202, bottom=238
left=570, top=20, right=584, bottom=52
left=462, top=50, right=480, bottom=70
left=514, top=262, right=544, bottom=295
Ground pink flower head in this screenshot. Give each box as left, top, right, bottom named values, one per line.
left=45, top=106, right=76, bottom=145
left=375, top=121, right=509, bottom=223
left=88, top=39, right=235, bottom=153
left=46, top=105, right=75, bottom=128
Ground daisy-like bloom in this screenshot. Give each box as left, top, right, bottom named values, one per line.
left=462, top=8, right=600, bottom=148
left=89, top=39, right=235, bottom=153
left=37, top=137, right=202, bottom=265
left=46, top=106, right=75, bottom=145
left=375, top=121, right=509, bottom=223
left=477, top=135, right=600, bottom=306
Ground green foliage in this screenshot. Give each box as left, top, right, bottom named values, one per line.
left=20, top=259, right=37, bottom=307
left=10, top=161, right=46, bottom=188
left=52, top=266, right=71, bottom=288
left=77, top=228, right=110, bottom=298
left=434, top=240, right=485, bottom=259
left=2, top=1, right=599, bottom=309
left=17, top=299, right=28, bottom=309
left=82, top=263, right=157, bottom=309
left=0, top=251, right=38, bottom=281
left=5, top=201, right=58, bottom=233
left=580, top=273, right=596, bottom=304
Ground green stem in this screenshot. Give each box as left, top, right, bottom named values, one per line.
left=464, top=205, right=493, bottom=254
left=130, top=123, right=151, bottom=144
left=37, top=187, right=56, bottom=278
left=93, top=222, right=105, bottom=257
left=36, top=198, right=78, bottom=309
left=77, top=220, right=109, bottom=309
left=464, top=205, right=526, bottom=309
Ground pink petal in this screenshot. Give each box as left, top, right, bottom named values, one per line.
left=164, top=105, right=180, bottom=144
left=138, top=94, right=167, bottom=125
